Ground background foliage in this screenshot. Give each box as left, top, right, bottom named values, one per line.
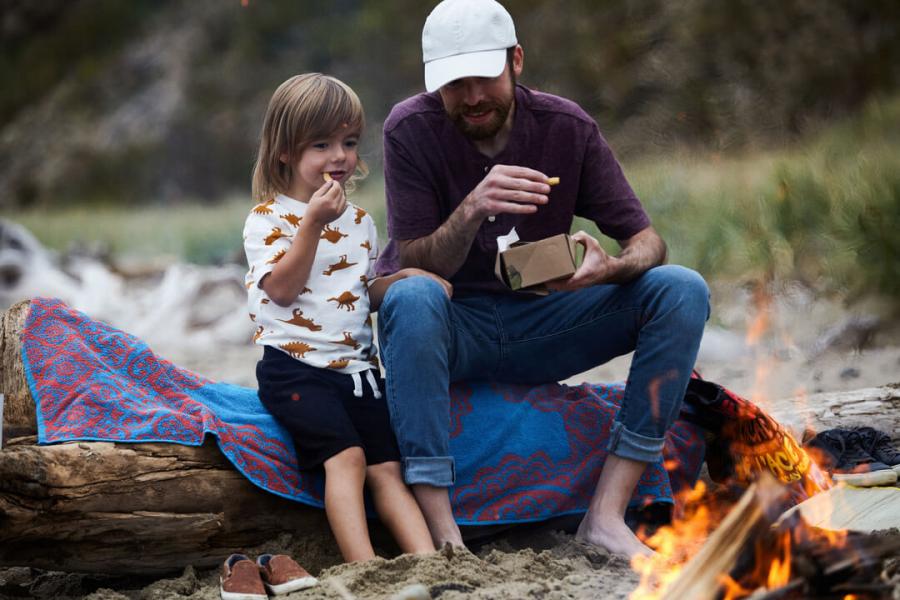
left=2, top=0, right=899, bottom=302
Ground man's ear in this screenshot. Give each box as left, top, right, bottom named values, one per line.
left=513, top=45, right=524, bottom=78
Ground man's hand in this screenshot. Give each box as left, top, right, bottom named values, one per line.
left=306, top=180, right=347, bottom=227
left=548, top=227, right=667, bottom=292
left=548, top=231, right=618, bottom=291
left=398, top=165, right=556, bottom=279
left=462, top=165, right=551, bottom=223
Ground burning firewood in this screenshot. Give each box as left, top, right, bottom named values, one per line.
left=657, top=474, right=787, bottom=600
left=653, top=473, right=900, bottom=600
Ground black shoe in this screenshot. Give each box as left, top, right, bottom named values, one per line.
left=853, top=426, right=900, bottom=467
left=804, top=429, right=891, bottom=474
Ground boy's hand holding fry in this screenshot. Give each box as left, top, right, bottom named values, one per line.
left=306, top=179, right=346, bottom=227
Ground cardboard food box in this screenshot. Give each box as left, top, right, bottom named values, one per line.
left=494, top=229, right=579, bottom=293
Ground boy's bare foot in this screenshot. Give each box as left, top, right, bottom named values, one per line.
left=575, top=516, right=654, bottom=560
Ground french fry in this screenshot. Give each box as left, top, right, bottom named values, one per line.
left=547, top=177, right=560, bottom=186
left=323, top=172, right=333, bottom=182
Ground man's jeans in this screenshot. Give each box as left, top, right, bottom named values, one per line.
left=378, top=265, right=710, bottom=487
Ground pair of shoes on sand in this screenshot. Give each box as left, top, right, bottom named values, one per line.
left=804, top=426, right=900, bottom=474
left=220, top=553, right=317, bottom=600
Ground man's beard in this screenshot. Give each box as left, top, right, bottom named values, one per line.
left=451, top=99, right=511, bottom=140
left=449, top=80, right=515, bottom=141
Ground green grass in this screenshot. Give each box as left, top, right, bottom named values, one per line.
left=578, top=94, right=900, bottom=301
left=5, top=95, right=899, bottom=304
left=2, top=183, right=389, bottom=266
left=5, top=199, right=252, bottom=265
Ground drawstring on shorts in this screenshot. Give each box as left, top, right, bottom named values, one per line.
left=350, top=370, right=382, bottom=399
left=365, top=369, right=382, bottom=399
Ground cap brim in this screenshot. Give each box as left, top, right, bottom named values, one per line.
left=424, top=48, right=507, bottom=92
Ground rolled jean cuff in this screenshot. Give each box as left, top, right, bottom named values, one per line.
left=606, top=421, right=666, bottom=463
left=402, top=456, right=456, bottom=487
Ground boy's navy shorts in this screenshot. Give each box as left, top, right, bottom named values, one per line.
left=256, top=346, right=401, bottom=470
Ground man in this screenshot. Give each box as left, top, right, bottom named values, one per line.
left=375, top=0, right=709, bottom=559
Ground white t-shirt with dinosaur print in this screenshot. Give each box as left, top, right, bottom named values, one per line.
left=243, top=193, right=378, bottom=374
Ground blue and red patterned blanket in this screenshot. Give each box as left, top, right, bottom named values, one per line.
left=21, top=297, right=705, bottom=525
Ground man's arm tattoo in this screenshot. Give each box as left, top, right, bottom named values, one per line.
left=398, top=204, right=481, bottom=279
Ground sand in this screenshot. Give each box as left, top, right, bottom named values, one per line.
left=2, top=532, right=640, bottom=600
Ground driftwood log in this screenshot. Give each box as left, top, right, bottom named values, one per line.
left=1, top=299, right=899, bottom=575
left=1, top=300, right=34, bottom=434
left=0, top=436, right=340, bottom=575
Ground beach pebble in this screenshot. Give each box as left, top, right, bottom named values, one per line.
left=391, top=583, right=430, bottom=600
left=839, top=367, right=861, bottom=380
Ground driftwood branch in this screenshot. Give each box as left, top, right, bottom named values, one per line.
left=0, top=435, right=339, bottom=575
left=0, top=300, right=34, bottom=434
left=768, top=385, right=900, bottom=444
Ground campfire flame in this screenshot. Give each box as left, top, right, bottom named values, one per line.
left=630, top=474, right=850, bottom=599
left=718, top=574, right=751, bottom=600
left=630, top=284, right=851, bottom=600
left=764, top=532, right=791, bottom=589
left=630, top=480, right=721, bottom=599
left=745, top=284, right=771, bottom=347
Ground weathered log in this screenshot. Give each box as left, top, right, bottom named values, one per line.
left=767, top=385, right=900, bottom=444
left=0, top=435, right=341, bottom=575
left=0, top=300, right=35, bottom=434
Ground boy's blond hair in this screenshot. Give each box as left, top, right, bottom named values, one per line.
left=252, top=73, right=368, bottom=203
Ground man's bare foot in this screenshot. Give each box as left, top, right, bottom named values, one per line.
left=575, top=516, right=654, bottom=560
left=411, top=485, right=465, bottom=549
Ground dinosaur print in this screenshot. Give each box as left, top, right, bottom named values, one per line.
left=252, top=326, right=264, bottom=343
left=266, top=249, right=286, bottom=264
left=281, top=213, right=302, bottom=227
left=277, top=309, right=322, bottom=331
left=327, top=291, right=360, bottom=311
left=280, top=341, right=316, bottom=359
left=360, top=240, right=372, bottom=251
left=323, top=255, right=357, bottom=276
left=321, top=225, right=349, bottom=244
left=252, top=199, right=275, bottom=214
left=327, top=358, right=350, bottom=369
left=300, top=287, right=312, bottom=295
left=333, top=331, right=361, bottom=350
left=360, top=274, right=368, bottom=285
left=354, top=207, right=367, bottom=224
left=261, top=298, right=270, bottom=304
left=249, top=313, right=256, bottom=321
left=264, top=227, right=288, bottom=246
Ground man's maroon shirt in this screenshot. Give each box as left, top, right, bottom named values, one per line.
left=375, top=84, right=651, bottom=296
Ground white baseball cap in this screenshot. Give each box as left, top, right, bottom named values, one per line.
left=422, top=0, right=517, bottom=93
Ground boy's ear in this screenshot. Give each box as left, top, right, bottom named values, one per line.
left=279, top=152, right=289, bottom=164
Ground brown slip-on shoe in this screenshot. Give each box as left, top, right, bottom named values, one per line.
left=257, top=553, right=318, bottom=595
left=220, top=554, right=267, bottom=600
